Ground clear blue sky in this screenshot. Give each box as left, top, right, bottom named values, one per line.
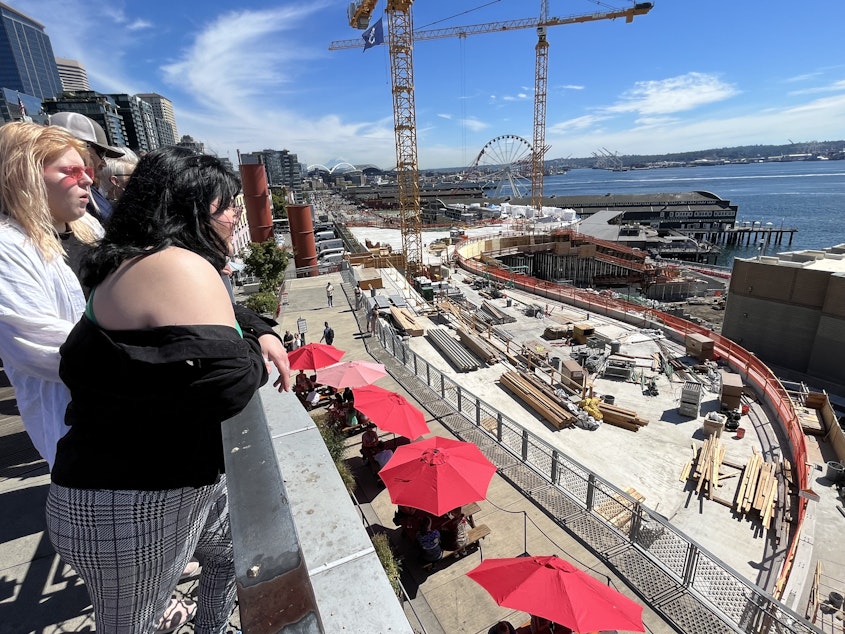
left=18, top=0, right=845, bottom=170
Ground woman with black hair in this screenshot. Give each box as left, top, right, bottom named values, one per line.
left=45, top=146, right=289, bottom=633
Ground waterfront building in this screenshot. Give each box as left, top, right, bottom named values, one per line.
left=55, top=57, right=90, bottom=91
left=0, top=3, right=62, bottom=101
left=41, top=90, right=128, bottom=148
left=136, top=92, right=178, bottom=146
left=722, top=245, right=845, bottom=387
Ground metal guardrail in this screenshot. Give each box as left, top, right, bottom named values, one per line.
left=363, top=304, right=819, bottom=633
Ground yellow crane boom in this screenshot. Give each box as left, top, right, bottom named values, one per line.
left=333, top=2, right=653, bottom=274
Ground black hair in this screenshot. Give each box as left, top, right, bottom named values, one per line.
left=82, top=146, right=241, bottom=287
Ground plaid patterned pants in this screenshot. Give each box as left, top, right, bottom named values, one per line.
left=46, top=477, right=236, bottom=634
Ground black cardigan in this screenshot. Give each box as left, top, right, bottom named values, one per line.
left=52, top=316, right=269, bottom=490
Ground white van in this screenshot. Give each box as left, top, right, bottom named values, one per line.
left=315, top=230, right=335, bottom=242
left=318, top=252, right=345, bottom=273
left=318, top=248, right=345, bottom=260
left=317, top=238, right=344, bottom=253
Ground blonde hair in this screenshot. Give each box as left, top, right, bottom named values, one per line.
left=100, top=146, right=140, bottom=202
left=0, top=121, right=96, bottom=261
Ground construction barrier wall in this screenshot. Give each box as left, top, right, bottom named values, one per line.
left=455, top=233, right=810, bottom=598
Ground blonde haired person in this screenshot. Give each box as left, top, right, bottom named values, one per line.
left=0, top=122, right=96, bottom=469
left=99, top=146, right=140, bottom=203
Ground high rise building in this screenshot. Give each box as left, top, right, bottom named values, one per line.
left=136, top=93, right=178, bottom=146
left=0, top=2, right=63, bottom=101
left=55, top=57, right=90, bottom=91
left=251, top=149, right=303, bottom=196
left=41, top=91, right=128, bottom=148
left=109, top=93, right=160, bottom=154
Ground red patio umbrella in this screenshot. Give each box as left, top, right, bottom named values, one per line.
left=378, top=436, right=496, bottom=516
left=352, top=385, right=430, bottom=439
left=466, top=555, right=645, bottom=633
left=287, top=343, right=345, bottom=371
left=316, top=360, right=387, bottom=389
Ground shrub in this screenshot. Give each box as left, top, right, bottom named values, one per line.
left=372, top=533, right=402, bottom=597
left=243, top=291, right=278, bottom=315
left=311, top=410, right=356, bottom=494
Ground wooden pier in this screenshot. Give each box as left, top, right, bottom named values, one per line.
left=684, top=225, right=798, bottom=248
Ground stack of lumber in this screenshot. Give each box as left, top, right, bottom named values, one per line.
left=456, top=327, right=499, bottom=364
left=438, top=300, right=465, bottom=324
left=594, top=486, right=645, bottom=531
left=680, top=436, right=727, bottom=501
left=597, top=401, right=649, bottom=432
left=735, top=450, right=779, bottom=529
left=499, top=371, right=575, bottom=430
left=479, top=300, right=516, bottom=324
left=389, top=306, right=425, bottom=336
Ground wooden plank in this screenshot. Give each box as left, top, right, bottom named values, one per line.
left=743, top=454, right=762, bottom=514
left=679, top=459, right=693, bottom=482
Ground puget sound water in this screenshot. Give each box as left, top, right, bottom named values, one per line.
left=541, top=160, right=845, bottom=266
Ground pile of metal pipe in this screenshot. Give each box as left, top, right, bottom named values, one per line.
left=426, top=328, right=480, bottom=372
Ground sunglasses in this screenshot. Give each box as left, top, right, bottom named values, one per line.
left=60, top=165, right=95, bottom=183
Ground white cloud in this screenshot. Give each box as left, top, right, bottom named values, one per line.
left=460, top=117, right=489, bottom=132
left=127, top=19, right=153, bottom=31
left=437, top=113, right=453, bottom=120
left=788, top=79, right=845, bottom=96
left=605, top=72, right=739, bottom=116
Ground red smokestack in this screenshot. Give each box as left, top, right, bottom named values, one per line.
left=239, top=163, right=273, bottom=244
left=288, top=204, right=318, bottom=276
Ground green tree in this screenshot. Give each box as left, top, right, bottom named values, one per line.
left=271, top=189, right=288, bottom=219
left=242, top=239, right=289, bottom=293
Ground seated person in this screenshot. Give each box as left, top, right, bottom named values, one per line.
left=373, top=447, right=393, bottom=470
left=489, top=622, right=516, bottom=634
left=304, top=389, right=320, bottom=408
left=416, top=516, right=443, bottom=563
left=361, top=424, right=382, bottom=466
left=342, top=386, right=354, bottom=403
left=528, top=616, right=570, bottom=634
left=327, top=394, right=349, bottom=426
left=345, top=407, right=360, bottom=429
left=294, top=370, right=313, bottom=396
left=439, top=508, right=469, bottom=554
left=394, top=505, right=424, bottom=541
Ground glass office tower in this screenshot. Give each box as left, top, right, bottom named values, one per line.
left=0, top=3, right=63, bottom=101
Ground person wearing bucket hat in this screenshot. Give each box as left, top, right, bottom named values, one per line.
left=50, top=112, right=124, bottom=225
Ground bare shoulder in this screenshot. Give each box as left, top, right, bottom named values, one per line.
left=96, top=247, right=236, bottom=330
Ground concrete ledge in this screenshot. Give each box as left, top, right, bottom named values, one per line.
left=259, top=384, right=412, bottom=633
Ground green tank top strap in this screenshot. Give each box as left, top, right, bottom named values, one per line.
left=84, top=288, right=100, bottom=326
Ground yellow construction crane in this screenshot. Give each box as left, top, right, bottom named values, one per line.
left=334, top=2, right=653, bottom=274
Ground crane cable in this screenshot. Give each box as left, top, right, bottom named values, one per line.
left=415, top=0, right=503, bottom=30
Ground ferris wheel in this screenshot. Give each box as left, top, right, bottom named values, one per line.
left=468, top=134, right=534, bottom=199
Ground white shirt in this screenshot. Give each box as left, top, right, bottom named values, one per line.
left=0, top=219, right=85, bottom=469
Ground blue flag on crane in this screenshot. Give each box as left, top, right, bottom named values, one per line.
left=362, top=17, right=384, bottom=51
